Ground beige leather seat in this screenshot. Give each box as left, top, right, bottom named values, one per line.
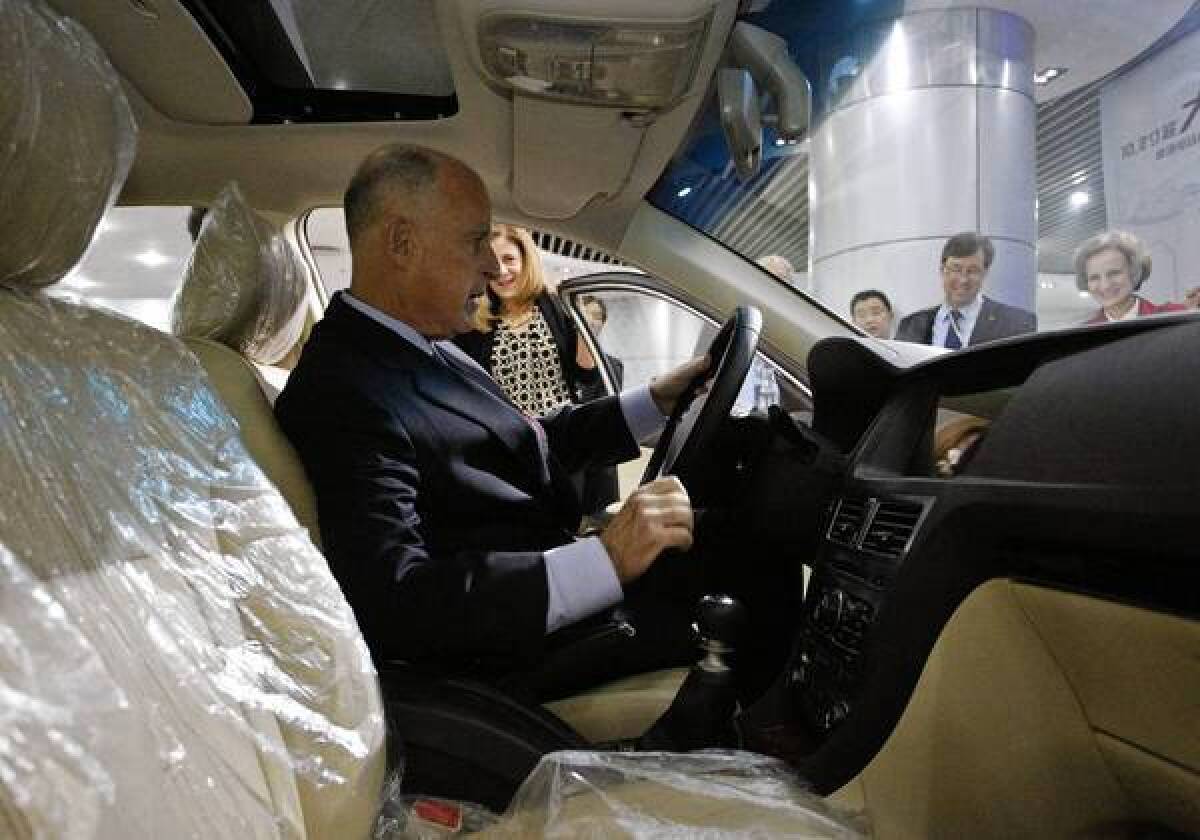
left=0, top=4, right=385, bottom=838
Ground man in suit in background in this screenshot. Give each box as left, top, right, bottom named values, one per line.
left=276, top=143, right=708, bottom=699
left=895, top=232, right=1036, bottom=348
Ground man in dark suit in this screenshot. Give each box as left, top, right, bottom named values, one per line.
left=276, top=144, right=707, bottom=698
left=895, top=232, right=1036, bottom=348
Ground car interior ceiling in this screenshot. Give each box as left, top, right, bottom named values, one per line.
left=4, top=0, right=1199, bottom=838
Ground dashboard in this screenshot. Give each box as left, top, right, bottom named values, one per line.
left=737, top=312, right=1200, bottom=794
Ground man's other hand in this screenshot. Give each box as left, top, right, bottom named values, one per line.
left=599, top=476, right=694, bottom=584
left=649, top=355, right=710, bottom=416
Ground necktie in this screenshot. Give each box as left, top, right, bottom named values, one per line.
left=944, top=310, right=963, bottom=349
left=431, top=341, right=552, bottom=481
left=431, top=341, right=507, bottom=400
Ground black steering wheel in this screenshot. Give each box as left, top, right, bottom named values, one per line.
left=641, top=305, right=762, bottom=487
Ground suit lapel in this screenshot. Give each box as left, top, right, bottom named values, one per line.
left=413, top=360, right=547, bottom=483
left=969, top=298, right=998, bottom=345
left=324, top=295, right=550, bottom=488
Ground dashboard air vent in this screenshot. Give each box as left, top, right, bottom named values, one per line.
left=828, top=497, right=868, bottom=547
left=861, top=499, right=924, bottom=557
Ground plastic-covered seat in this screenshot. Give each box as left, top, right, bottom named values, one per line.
left=172, top=181, right=311, bottom=403
left=171, top=183, right=322, bottom=542
left=0, top=3, right=385, bottom=837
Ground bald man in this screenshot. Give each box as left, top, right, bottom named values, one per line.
left=276, top=144, right=708, bottom=697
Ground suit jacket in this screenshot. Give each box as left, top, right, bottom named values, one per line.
left=895, top=296, right=1037, bottom=347
left=275, top=293, right=639, bottom=673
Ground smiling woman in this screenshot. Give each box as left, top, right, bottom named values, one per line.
left=456, top=224, right=599, bottom=417
left=1074, top=229, right=1189, bottom=323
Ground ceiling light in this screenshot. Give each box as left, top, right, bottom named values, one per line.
left=479, top=13, right=711, bottom=109
left=1033, top=66, right=1068, bottom=85
left=1078, top=291, right=1091, bottom=298
left=676, top=186, right=693, bottom=198
left=1039, top=280, right=1055, bottom=290
left=1069, top=190, right=1090, bottom=208
left=133, top=249, right=171, bottom=268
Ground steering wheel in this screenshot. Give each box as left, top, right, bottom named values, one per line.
left=641, top=305, right=762, bottom=487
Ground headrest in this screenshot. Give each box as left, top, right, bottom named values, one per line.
left=0, top=0, right=135, bottom=289
left=172, top=183, right=309, bottom=366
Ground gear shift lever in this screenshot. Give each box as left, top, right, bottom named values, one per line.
left=638, top=594, right=747, bottom=751
left=694, top=593, right=747, bottom=673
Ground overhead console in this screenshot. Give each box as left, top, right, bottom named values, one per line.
left=457, top=0, right=740, bottom=219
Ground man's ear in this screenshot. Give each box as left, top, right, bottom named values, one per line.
left=385, top=216, right=417, bottom=262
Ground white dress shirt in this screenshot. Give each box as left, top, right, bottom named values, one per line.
left=932, top=294, right=985, bottom=347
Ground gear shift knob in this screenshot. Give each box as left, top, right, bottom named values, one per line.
left=639, top=594, right=747, bottom=751
left=694, top=594, right=747, bottom=670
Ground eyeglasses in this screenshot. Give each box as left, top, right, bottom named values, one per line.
left=942, top=264, right=985, bottom=280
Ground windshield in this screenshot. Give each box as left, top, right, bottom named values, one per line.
left=649, top=2, right=1200, bottom=344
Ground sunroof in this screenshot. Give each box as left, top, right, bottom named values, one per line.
left=182, top=0, right=457, bottom=123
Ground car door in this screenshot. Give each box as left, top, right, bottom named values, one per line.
left=557, top=270, right=812, bottom=498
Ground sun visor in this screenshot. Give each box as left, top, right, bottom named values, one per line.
left=512, top=97, right=645, bottom=218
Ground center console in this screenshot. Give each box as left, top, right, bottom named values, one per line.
left=785, top=495, right=929, bottom=734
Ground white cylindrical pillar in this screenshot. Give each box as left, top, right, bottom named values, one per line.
left=810, top=8, right=1036, bottom=323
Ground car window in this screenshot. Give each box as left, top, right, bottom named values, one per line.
left=304, top=208, right=638, bottom=299
left=304, top=211, right=809, bottom=415
left=567, top=284, right=810, bottom=417
left=49, top=206, right=194, bottom=331
left=648, top=6, right=1200, bottom=345
left=305, top=207, right=352, bottom=299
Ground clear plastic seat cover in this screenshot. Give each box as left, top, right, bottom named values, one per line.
left=172, top=182, right=310, bottom=367
left=0, top=2, right=386, bottom=837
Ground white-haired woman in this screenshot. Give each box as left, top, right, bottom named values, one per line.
left=1075, top=230, right=1187, bottom=324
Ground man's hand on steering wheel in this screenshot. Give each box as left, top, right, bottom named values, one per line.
left=649, top=355, right=711, bottom=416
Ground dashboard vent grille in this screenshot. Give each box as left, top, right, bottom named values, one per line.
left=828, top=497, right=868, bottom=547
left=861, top=500, right=924, bottom=557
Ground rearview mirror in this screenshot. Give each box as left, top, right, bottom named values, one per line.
left=728, top=23, right=811, bottom=141
left=718, top=22, right=812, bottom=181
left=718, top=68, right=762, bottom=181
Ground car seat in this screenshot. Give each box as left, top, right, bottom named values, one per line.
left=170, top=182, right=322, bottom=544
left=0, top=2, right=385, bottom=836
left=172, top=181, right=310, bottom=404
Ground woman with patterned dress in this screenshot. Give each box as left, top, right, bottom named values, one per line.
left=455, top=225, right=617, bottom=511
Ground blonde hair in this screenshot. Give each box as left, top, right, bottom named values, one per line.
left=1074, top=230, right=1152, bottom=293
left=473, top=223, right=546, bottom=331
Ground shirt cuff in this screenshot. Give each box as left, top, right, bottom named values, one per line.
left=544, top=537, right=623, bottom=634
left=619, top=384, right=667, bottom=445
